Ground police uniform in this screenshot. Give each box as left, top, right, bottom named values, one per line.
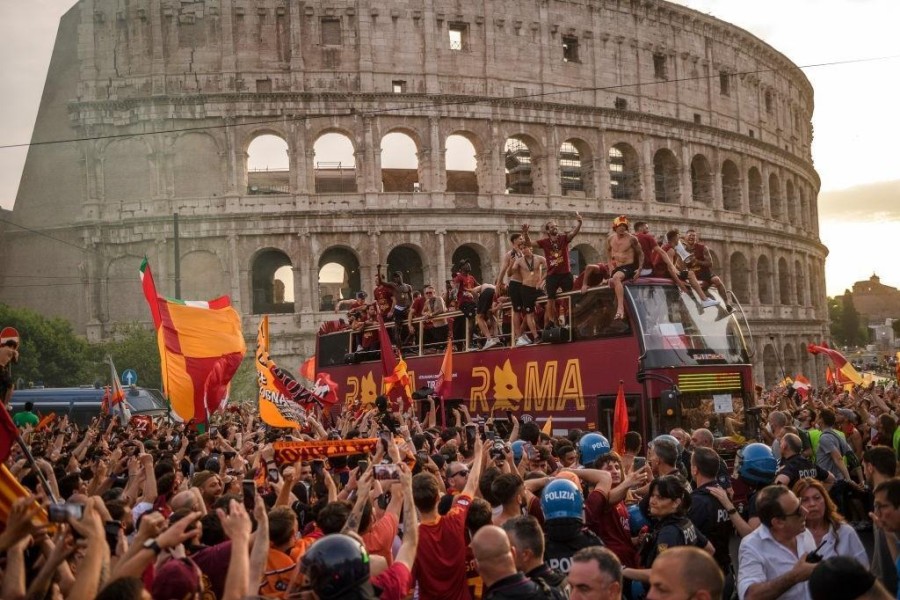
left=640, top=514, right=708, bottom=569
left=687, top=482, right=734, bottom=572
left=776, top=453, right=830, bottom=490
left=544, top=519, right=605, bottom=575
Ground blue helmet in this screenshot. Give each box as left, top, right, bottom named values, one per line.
left=578, top=433, right=610, bottom=467
left=627, top=503, right=649, bottom=535
left=738, top=443, right=777, bottom=485
left=511, top=440, right=526, bottom=462
left=541, top=479, right=584, bottom=521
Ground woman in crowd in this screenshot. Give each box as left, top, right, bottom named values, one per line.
left=794, top=477, right=868, bottom=565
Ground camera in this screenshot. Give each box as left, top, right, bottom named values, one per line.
left=374, top=464, right=401, bottom=481
left=490, top=441, right=507, bottom=459
left=49, top=503, right=84, bottom=522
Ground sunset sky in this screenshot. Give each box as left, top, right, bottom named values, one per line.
left=1, top=0, right=898, bottom=297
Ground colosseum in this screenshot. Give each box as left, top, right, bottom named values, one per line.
left=0, top=0, right=829, bottom=387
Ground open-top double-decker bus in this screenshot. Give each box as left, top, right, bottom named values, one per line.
left=316, top=279, right=755, bottom=441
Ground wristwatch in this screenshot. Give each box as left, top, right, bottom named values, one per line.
left=726, top=508, right=738, bottom=515
left=142, top=538, right=162, bottom=555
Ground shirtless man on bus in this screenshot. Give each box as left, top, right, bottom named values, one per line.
left=376, top=264, right=413, bottom=344
left=508, top=244, right=547, bottom=346
left=605, top=215, right=643, bottom=320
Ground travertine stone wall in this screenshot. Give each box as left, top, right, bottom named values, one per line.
left=0, top=0, right=828, bottom=387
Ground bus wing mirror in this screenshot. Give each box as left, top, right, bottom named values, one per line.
left=660, top=389, right=679, bottom=418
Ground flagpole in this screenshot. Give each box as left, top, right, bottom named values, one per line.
left=15, top=436, right=59, bottom=504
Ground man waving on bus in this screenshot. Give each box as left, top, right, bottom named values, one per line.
left=522, top=211, right=582, bottom=327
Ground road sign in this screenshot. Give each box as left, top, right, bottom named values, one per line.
left=0, top=327, right=20, bottom=345
left=121, top=368, right=138, bottom=386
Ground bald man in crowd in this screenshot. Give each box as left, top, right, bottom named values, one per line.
left=472, top=525, right=564, bottom=599
left=647, top=546, right=724, bottom=600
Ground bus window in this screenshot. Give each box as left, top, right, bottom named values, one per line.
left=628, top=285, right=749, bottom=368
left=571, top=289, right=632, bottom=340
left=318, top=331, right=353, bottom=367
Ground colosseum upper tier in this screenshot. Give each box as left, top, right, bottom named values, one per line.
left=0, top=0, right=828, bottom=387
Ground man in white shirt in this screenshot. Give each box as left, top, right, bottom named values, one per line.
left=737, top=485, right=818, bottom=600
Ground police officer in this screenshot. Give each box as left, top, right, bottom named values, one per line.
left=707, top=442, right=778, bottom=538
left=687, top=446, right=737, bottom=599
left=774, top=432, right=835, bottom=490
left=541, top=479, right=605, bottom=575
left=578, top=432, right=610, bottom=469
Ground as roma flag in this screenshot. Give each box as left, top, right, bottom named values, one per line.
left=612, top=380, right=629, bottom=455
left=140, top=258, right=246, bottom=422
left=807, top=342, right=863, bottom=386
left=377, top=314, right=411, bottom=403
left=434, top=336, right=454, bottom=398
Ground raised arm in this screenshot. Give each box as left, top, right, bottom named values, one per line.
left=567, top=212, right=583, bottom=240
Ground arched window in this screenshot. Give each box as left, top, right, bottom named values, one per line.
left=748, top=167, right=764, bottom=216
left=769, top=173, right=782, bottom=219
left=799, top=187, right=809, bottom=231
left=559, top=141, right=584, bottom=196
left=795, top=259, right=806, bottom=306
left=380, top=132, right=419, bottom=192
left=778, top=257, right=791, bottom=304
left=247, top=134, right=290, bottom=195
left=505, top=137, right=534, bottom=194
left=653, top=149, right=680, bottom=204
left=690, top=154, right=712, bottom=204
left=318, top=247, right=361, bottom=311
left=786, top=179, right=797, bottom=225
left=252, top=250, right=294, bottom=314
left=386, top=246, right=425, bottom=292
left=314, top=133, right=356, bottom=193
left=446, top=133, right=479, bottom=193
left=729, top=252, right=750, bottom=304
left=721, top=160, right=741, bottom=211
left=762, top=344, right=779, bottom=388
left=572, top=243, right=601, bottom=276
left=609, top=143, right=640, bottom=200
left=757, top=255, right=773, bottom=304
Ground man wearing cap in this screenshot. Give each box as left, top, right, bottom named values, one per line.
left=605, top=216, right=643, bottom=320
left=809, top=556, right=894, bottom=600
left=522, top=212, right=583, bottom=328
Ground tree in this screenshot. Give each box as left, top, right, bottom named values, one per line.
left=841, top=290, right=864, bottom=347
left=0, top=303, right=95, bottom=387
left=828, top=296, right=844, bottom=344
left=90, top=323, right=162, bottom=390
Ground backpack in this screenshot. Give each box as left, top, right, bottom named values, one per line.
left=822, top=429, right=861, bottom=472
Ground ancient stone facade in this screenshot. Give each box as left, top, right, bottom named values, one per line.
left=852, top=275, right=900, bottom=325
left=0, top=0, right=829, bottom=387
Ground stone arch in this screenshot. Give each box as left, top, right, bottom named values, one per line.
left=762, top=344, right=779, bottom=387
left=608, top=142, right=641, bottom=200
left=795, top=259, right=806, bottom=306
left=102, top=138, right=155, bottom=202
left=313, top=130, right=358, bottom=193
left=748, top=167, right=764, bottom=216
left=173, top=133, right=224, bottom=198
left=783, top=343, right=798, bottom=378
left=786, top=179, right=797, bottom=224
left=251, top=249, right=294, bottom=314
left=380, top=129, right=421, bottom=192
left=769, top=172, right=783, bottom=219
left=690, top=154, right=713, bottom=204
left=180, top=250, right=226, bottom=300
left=318, top=246, right=362, bottom=311
left=757, top=254, right=773, bottom=304
left=451, top=243, right=490, bottom=284
left=504, top=134, right=543, bottom=195
left=653, top=148, right=680, bottom=204
left=446, top=131, right=480, bottom=193
left=560, top=138, right=594, bottom=197
left=778, top=257, right=790, bottom=304
left=104, top=255, right=147, bottom=323
left=799, top=187, right=809, bottom=231
left=386, top=245, right=426, bottom=292
left=729, top=251, right=750, bottom=304
left=572, top=243, right=601, bottom=275
left=721, top=159, right=741, bottom=211
left=246, top=133, right=290, bottom=195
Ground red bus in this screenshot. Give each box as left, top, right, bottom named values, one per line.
left=316, top=279, right=754, bottom=442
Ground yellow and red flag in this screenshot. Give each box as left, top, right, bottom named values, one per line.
left=257, top=316, right=306, bottom=429
left=613, top=380, right=629, bottom=455
left=377, top=314, right=410, bottom=402
left=0, top=464, right=48, bottom=526
left=140, top=258, right=246, bottom=423
left=434, top=336, right=454, bottom=398
left=300, top=356, right=316, bottom=381
left=807, top=342, right=863, bottom=386
left=791, top=374, right=811, bottom=398
left=541, top=416, right=553, bottom=436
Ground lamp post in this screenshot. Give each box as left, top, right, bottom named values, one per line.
left=769, top=334, right=788, bottom=386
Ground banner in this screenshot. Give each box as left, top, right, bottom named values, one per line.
left=807, top=343, right=863, bottom=386
left=434, top=336, right=454, bottom=398
left=272, top=439, right=379, bottom=465
left=257, top=316, right=307, bottom=429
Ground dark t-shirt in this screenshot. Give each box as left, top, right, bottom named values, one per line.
left=536, top=234, right=571, bottom=276
left=641, top=515, right=708, bottom=569
left=688, top=483, right=735, bottom=570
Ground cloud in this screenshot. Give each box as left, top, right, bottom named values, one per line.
left=819, top=180, right=900, bottom=222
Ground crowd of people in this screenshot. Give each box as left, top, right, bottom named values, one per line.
left=2, top=378, right=900, bottom=599
left=333, top=215, right=733, bottom=353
